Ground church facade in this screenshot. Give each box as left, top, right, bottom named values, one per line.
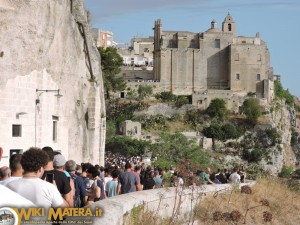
left=153, top=13, right=274, bottom=110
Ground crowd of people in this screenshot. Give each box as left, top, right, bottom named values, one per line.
left=0, top=147, right=246, bottom=209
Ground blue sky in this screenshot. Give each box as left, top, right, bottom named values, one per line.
left=84, top=0, right=300, bottom=98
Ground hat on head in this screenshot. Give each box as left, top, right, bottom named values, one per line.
left=53, top=154, right=66, bottom=167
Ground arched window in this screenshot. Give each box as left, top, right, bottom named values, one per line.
left=228, top=23, right=232, bottom=31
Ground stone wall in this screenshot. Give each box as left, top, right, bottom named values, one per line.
left=0, top=0, right=105, bottom=166
left=66, top=182, right=255, bottom=225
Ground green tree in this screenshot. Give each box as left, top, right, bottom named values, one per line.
left=241, top=98, right=261, bottom=124
left=222, top=122, right=241, bottom=140
left=137, top=85, right=153, bottom=100
left=105, top=136, right=151, bottom=156
left=151, top=132, right=211, bottom=169
left=202, top=123, right=224, bottom=140
left=206, top=98, right=228, bottom=119
left=98, top=47, right=126, bottom=99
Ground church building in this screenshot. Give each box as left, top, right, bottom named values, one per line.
left=153, top=13, right=274, bottom=110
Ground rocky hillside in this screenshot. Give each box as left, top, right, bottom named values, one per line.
left=106, top=94, right=300, bottom=175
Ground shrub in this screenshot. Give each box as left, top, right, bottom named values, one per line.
left=155, top=91, right=176, bottom=102
left=202, top=123, right=224, bottom=140
left=265, top=128, right=281, bottom=146
left=274, top=80, right=294, bottom=106
left=169, top=113, right=180, bottom=121
left=241, top=98, right=261, bottom=124
left=107, top=100, right=148, bottom=126
left=279, top=165, right=293, bottom=178
left=222, top=122, right=241, bottom=140
left=291, top=130, right=299, bottom=146
left=184, top=110, right=205, bottom=129
left=137, top=85, right=153, bottom=100
left=138, top=115, right=169, bottom=131
left=206, top=98, right=228, bottom=119
left=295, top=169, right=300, bottom=177
left=105, top=136, right=151, bottom=157
left=175, top=95, right=189, bottom=107
left=243, top=147, right=263, bottom=163
left=203, top=122, right=242, bottom=141
left=241, top=185, right=252, bottom=194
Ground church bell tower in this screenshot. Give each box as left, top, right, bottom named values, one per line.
left=222, top=12, right=236, bottom=34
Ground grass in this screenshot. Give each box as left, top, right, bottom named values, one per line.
left=125, top=177, right=300, bottom=225
left=166, top=120, right=192, bottom=133
left=143, top=119, right=194, bottom=135
left=195, top=177, right=300, bottom=224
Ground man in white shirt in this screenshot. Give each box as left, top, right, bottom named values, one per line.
left=229, top=167, right=241, bottom=184
left=0, top=184, right=36, bottom=207
left=7, top=148, right=68, bottom=208
left=0, top=149, right=35, bottom=207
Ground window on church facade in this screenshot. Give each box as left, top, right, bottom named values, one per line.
left=257, top=74, right=261, bottom=81
left=52, top=116, right=59, bottom=142
left=234, top=53, right=239, bottom=61
left=236, top=73, right=240, bottom=80
left=12, top=124, right=22, bottom=137
left=214, top=39, right=220, bottom=48
left=257, top=54, right=261, bottom=61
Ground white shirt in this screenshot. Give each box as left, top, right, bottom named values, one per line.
left=0, top=185, right=36, bottom=207
left=7, top=178, right=64, bottom=208
left=104, top=177, right=113, bottom=191
left=229, top=172, right=241, bottom=184
left=0, top=176, right=21, bottom=186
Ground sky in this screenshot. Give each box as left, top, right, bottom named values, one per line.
left=84, top=0, right=300, bottom=98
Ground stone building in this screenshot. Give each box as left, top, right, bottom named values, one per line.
left=120, top=120, right=142, bottom=137
left=152, top=13, right=274, bottom=109
left=120, top=14, right=274, bottom=110
left=0, top=0, right=106, bottom=166
left=117, top=37, right=154, bottom=82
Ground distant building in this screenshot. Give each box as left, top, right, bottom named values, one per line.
left=118, top=37, right=154, bottom=67
left=92, top=29, right=117, bottom=48
left=116, top=13, right=275, bottom=112
left=120, top=120, right=141, bottom=137
left=117, top=37, right=154, bottom=82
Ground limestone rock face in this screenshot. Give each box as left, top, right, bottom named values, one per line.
left=0, top=0, right=105, bottom=165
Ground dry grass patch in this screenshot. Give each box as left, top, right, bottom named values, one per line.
left=195, top=177, right=300, bottom=224
left=166, top=120, right=192, bottom=133
left=125, top=177, right=300, bottom=225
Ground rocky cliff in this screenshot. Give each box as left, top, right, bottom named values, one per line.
left=0, top=0, right=105, bottom=165
left=129, top=100, right=300, bottom=174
